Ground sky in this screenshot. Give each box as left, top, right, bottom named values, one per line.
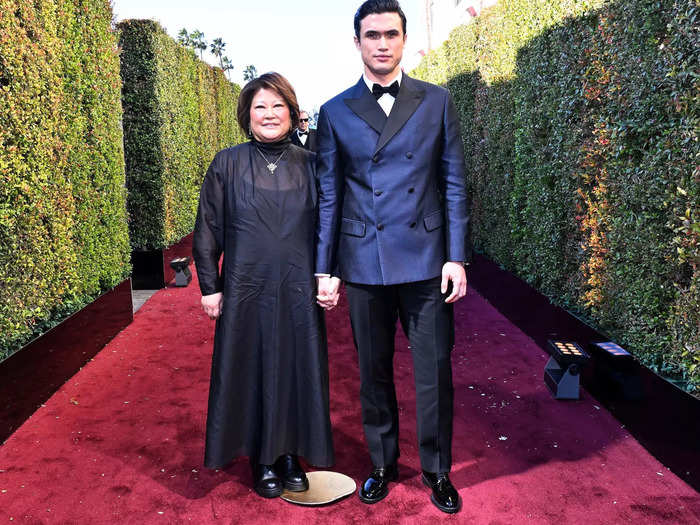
left=111, top=1, right=428, bottom=115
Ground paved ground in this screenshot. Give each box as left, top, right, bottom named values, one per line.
left=131, top=289, right=159, bottom=313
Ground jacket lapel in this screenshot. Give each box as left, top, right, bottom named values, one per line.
left=374, top=75, right=425, bottom=154
left=343, top=78, right=387, bottom=136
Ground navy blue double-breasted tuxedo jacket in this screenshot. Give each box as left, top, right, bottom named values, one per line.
left=315, top=74, right=470, bottom=285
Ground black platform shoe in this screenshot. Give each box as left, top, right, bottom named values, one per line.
left=274, top=454, right=309, bottom=492
left=421, top=471, right=461, bottom=513
left=251, top=462, right=283, bottom=498
left=358, top=464, right=398, bottom=504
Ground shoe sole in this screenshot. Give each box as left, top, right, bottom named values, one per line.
left=284, top=480, right=309, bottom=492
left=254, top=486, right=283, bottom=498
left=421, top=475, right=461, bottom=514
left=358, top=489, right=387, bottom=504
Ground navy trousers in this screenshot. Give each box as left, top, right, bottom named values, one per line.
left=345, top=276, right=455, bottom=473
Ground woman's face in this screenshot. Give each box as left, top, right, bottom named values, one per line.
left=249, top=88, right=291, bottom=143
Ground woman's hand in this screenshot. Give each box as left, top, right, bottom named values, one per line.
left=202, top=292, right=223, bottom=319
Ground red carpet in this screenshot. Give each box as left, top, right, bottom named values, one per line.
left=0, top=265, right=698, bottom=524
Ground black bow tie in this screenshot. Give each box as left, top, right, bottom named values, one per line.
left=372, top=81, right=399, bottom=99
left=298, top=130, right=308, bottom=135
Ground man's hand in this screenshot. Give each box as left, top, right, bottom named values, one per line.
left=201, top=292, right=223, bottom=319
left=441, top=262, right=467, bottom=303
left=316, top=276, right=341, bottom=310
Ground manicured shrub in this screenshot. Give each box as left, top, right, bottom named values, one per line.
left=118, top=20, right=245, bottom=251
left=0, top=0, right=130, bottom=361
left=412, top=0, right=698, bottom=392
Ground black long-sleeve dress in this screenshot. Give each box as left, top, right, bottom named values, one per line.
left=193, top=138, right=334, bottom=469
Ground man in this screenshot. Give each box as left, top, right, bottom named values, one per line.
left=290, top=110, right=317, bottom=151
left=315, top=0, right=469, bottom=515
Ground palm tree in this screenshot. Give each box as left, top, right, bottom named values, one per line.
left=243, top=65, right=258, bottom=82
left=177, top=28, right=192, bottom=48
left=190, top=30, right=207, bottom=59
left=221, top=57, right=234, bottom=80
left=210, top=38, right=226, bottom=69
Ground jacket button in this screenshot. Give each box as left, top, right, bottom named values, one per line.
left=372, top=154, right=379, bottom=163
left=410, top=222, right=417, bottom=228
left=408, top=187, right=414, bottom=194
left=374, top=189, right=383, bottom=196
left=406, top=151, right=413, bottom=159
left=377, top=223, right=384, bottom=231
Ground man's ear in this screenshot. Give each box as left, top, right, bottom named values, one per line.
left=354, top=35, right=360, bottom=50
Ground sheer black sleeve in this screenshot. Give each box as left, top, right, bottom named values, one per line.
left=193, top=151, right=226, bottom=295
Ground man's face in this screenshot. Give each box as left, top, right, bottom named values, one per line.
left=354, top=12, right=405, bottom=81
left=299, top=112, right=309, bottom=132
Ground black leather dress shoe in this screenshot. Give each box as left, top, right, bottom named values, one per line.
left=358, top=464, right=398, bottom=503
left=421, top=471, right=461, bottom=513
left=251, top=463, right=283, bottom=498
left=274, top=454, right=309, bottom=492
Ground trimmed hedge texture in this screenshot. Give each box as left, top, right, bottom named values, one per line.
left=0, top=0, right=130, bottom=361
left=118, top=20, right=245, bottom=251
left=413, top=0, right=699, bottom=392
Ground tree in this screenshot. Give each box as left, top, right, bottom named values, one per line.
left=190, top=30, right=207, bottom=59
left=243, top=65, right=258, bottom=82
left=221, top=57, right=234, bottom=81
left=210, top=37, right=226, bottom=69
left=177, top=28, right=193, bottom=49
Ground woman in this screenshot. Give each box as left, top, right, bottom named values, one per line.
left=193, top=72, right=338, bottom=498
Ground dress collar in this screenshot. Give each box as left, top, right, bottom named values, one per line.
left=251, top=136, right=291, bottom=155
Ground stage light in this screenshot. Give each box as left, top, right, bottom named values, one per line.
left=589, top=341, right=643, bottom=400
left=592, top=341, right=631, bottom=358
left=169, top=256, right=192, bottom=287
left=544, top=339, right=590, bottom=400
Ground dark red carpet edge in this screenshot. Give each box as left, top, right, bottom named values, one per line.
left=0, top=264, right=698, bottom=524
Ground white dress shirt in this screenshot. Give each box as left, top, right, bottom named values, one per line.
left=363, top=70, right=403, bottom=116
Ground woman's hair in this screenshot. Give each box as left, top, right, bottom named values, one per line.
left=236, top=72, right=300, bottom=136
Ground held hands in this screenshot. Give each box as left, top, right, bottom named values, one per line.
left=316, top=276, right=341, bottom=310
left=441, top=262, right=467, bottom=303
left=201, top=292, right=223, bottom=319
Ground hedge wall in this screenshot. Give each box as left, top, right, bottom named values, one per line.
left=0, top=0, right=130, bottom=361
left=413, top=0, right=699, bottom=392
left=118, top=20, right=245, bottom=251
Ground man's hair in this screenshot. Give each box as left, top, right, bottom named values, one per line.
left=237, top=72, right=300, bottom=136
left=354, top=0, right=407, bottom=39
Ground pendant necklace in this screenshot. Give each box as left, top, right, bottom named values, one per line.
left=256, top=146, right=288, bottom=174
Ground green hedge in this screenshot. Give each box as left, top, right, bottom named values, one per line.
left=118, top=20, right=245, bottom=251
left=413, top=0, right=699, bottom=392
left=0, top=0, right=130, bottom=361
